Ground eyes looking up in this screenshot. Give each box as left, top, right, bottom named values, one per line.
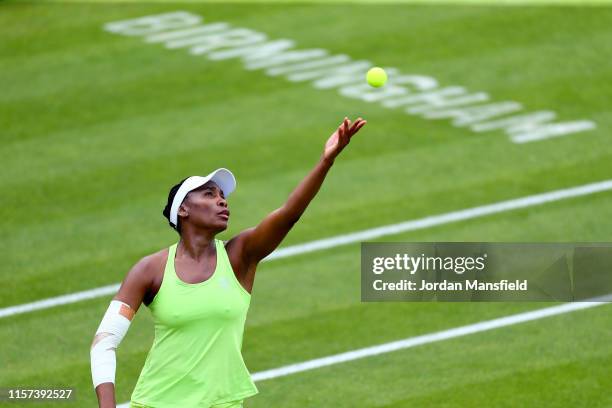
left=202, top=188, right=225, bottom=200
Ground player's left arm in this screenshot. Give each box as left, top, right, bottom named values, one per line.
left=235, top=117, right=367, bottom=269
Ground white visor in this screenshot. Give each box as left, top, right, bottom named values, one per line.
left=169, top=168, right=236, bottom=227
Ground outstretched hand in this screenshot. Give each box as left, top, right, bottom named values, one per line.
left=323, top=117, right=367, bottom=162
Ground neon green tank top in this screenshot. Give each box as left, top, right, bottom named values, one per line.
left=130, top=239, right=258, bottom=407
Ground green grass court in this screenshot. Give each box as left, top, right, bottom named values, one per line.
left=1, top=1, right=611, bottom=407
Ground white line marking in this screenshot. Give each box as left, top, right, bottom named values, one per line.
left=116, top=294, right=611, bottom=408
left=2, top=178, right=612, bottom=320
left=250, top=295, right=611, bottom=381
left=267, top=179, right=612, bottom=260
left=0, top=284, right=120, bottom=319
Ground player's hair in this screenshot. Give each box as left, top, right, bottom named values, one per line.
left=162, top=177, right=189, bottom=235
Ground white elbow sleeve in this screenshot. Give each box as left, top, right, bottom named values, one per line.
left=90, top=300, right=134, bottom=389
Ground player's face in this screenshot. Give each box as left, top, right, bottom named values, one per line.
left=180, top=181, right=229, bottom=231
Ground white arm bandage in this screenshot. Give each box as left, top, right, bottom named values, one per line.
left=90, top=300, right=134, bottom=389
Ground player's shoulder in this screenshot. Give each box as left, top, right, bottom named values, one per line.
left=129, top=247, right=170, bottom=280
left=222, top=229, right=260, bottom=271
left=223, top=228, right=254, bottom=254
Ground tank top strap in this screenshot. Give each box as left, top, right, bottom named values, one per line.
left=165, top=242, right=178, bottom=278
left=215, top=239, right=251, bottom=299
left=213, top=239, right=230, bottom=279
left=148, top=242, right=177, bottom=311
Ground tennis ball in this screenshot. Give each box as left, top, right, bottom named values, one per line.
left=366, top=67, right=387, bottom=88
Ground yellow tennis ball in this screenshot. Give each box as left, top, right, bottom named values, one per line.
left=366, top=67, right=387, bottom=88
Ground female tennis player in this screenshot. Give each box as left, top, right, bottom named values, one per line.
left=90, top=117, right=367, bottom=408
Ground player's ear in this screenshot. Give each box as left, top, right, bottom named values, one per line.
left=178, top=203, right=189, bottom=219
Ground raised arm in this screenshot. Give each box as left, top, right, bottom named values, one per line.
left=235, top=117, right=367, bottom=269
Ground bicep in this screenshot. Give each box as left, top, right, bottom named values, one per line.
left=91, top=258, right=151, bottom=349
left=240, top=207, right=299, bottom=264
left=113, top=257, right=153, bottom=315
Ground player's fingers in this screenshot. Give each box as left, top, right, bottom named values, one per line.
left=351, top=119, right=364, bottom=133
left=350, top=119, right=364, bottom=133
left=349, top=118, right=362, bottom=132
left=342, top=119, right=348, bottom=133
left=349, top=121, right=367, bottom=137
left=340, top=122, right=349, bottom=144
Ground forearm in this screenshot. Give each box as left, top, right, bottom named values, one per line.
left=281, top=154, right=334, bottom=222
left=95, top=383, right=116, bottom=408
left=241, top=117, right=365, bottom=264
left=91, top=300, right=134, bottom=408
